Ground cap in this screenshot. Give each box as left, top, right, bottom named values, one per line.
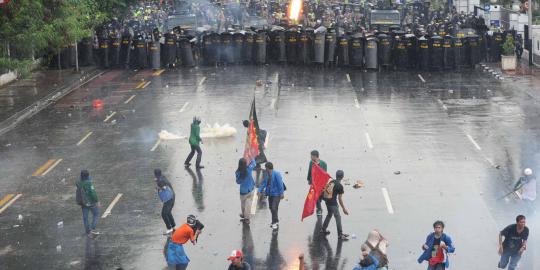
left=227, top=250, right=243, bottom=260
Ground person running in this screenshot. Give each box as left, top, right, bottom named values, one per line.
left=236, top=158, right=256, bottom=224
left=227, top=250, right=251, bottom=270
left=498, top=215, right=529, bottom=270
left=417, top=220, right=455, bottom=270
left=307, top=150, right=327, bottom=216
left=352, top=244, right=380, bottom=270
left=258, top=162, right=286, bottom=229
left=184, top=117, right=203, bottom=169
left=75, top=170, right=101, bottom=237
left=166, top=215, right=204, bottom=270
left=320, top=170, right=349, bottom=240
left=155, top=169, right=176, bottom=234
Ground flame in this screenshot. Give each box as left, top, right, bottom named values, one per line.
left=288, top=0, right=303, bottom=21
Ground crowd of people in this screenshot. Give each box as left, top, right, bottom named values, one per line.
left=74, top=113, right=534, bottom=269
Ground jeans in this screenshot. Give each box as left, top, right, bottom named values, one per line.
left=82, top=205, right=99, bottom=233
left=427, top=263, right=445, bottom=270
left=268, top=196, right=281, bottom=224
left=185, top=144, right=202, bottom=167
left=498, top=251, right=521, bottom=270
left=162, top=199, right=176, bottom=230
left=240, top=190, right=254, bottom=220
left=322, top=204, right=342, bottom=235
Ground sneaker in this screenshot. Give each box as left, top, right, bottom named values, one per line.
left=316, top=209, right=322, bottom=216
left=239, top=214, right=245, bottom=219
left=243, top=219, right=250, bottom=224
left=163, top=228, right=174, bottom=235
left=90, top=230, right=100, bottom=235
left=338, top=234, right=349, bottom=240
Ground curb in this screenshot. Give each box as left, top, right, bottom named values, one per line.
left=0, top=69, right=106, bottom=136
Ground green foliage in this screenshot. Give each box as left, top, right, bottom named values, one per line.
left=0, top=57, right=33, bottom=78
left=0, top=0, right=133, bottom=76
left=502, top=35, right=515, bottom=56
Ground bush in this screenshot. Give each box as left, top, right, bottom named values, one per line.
left=0, top=58, right=34, bottom=78
left=502, top=35, right=515, bottom=56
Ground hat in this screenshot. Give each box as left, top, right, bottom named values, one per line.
left=227, top=249, right=243, bottom=260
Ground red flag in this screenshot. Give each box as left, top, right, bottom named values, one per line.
left=243, top=98, right=260, bottom=161
left=301, top=163, right=331, bottom=221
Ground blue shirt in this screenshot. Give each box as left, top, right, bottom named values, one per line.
left=352, top=255, right=379, bottom=270
left=236, top=159, right=256, bottom=195
left=258, top=170, right=285, bottom=197
left=417, top=232, right=455, bottom=268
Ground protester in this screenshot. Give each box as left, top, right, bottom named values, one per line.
left=236, top=158, right=257, bottom=224
left=364, top=230, right=389, bottom=270
left=154, top=168, right=176, bottom=234
left=166, top=215, right=204, bottom=270
left=76, top=170, right=101, bottom=237
left=258, top=162, right=286, bottom=229
left=307, top=150, right=328, bottom=216
left=352, top=244, right=380, bottom=270
left=320, top=170, right=349, bottom=240
left=417, top=220, right=455, bottom=270
left=498, top=215, right=529, bottom=270
left=185, top=117, right=203, bottom=169
left=227, top=250, right=251, bottom=270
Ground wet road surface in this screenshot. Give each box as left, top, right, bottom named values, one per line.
left=0, top=65, right=539, bottom=270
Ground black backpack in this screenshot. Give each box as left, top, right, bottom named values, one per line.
left=75, top=181, right=90, bottom=207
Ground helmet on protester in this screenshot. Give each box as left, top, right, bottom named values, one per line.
left=524, top=168, right=533, bottom=176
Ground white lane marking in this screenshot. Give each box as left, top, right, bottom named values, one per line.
left=124, top=95, right=136, bottom=104
left=150, top=139, right=161, bottom=152
left=346, top=73, right=351, bottom=82
left=196, top=77, right=207, bottom=92
left=42, top=159, right=62, bottom=176
left=142, top=81, right=151, bottom=88
left=365, top=132, right=373, bottom=149
left=485, top=157, right=496, bottom=167
left=250, top=192, right=259, bottom=215
left=198, top=77, right=207, bottom=86
left=381, top=188, right=394, bottom=214
left=76, top=132, right=93, bottom=146
left=179, top=102, right=190, bottom=112
left=101, top=193, right=123, bottom=218
left=466, top=134, right=482, bottom=151
left=0, top=194, right=22, bottom=215
left=103, top=112, right=116, bottom=123
left=437, top=99, right=448, bottom=111
left=354, top=98, right=360, bottom=109
left=418, top=74, right=426, bottom=83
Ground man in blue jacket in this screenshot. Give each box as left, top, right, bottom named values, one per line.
left=257, top=162, right=285, bottom=230
left=236, top=158, right=256, bottom=224
left=417, top=220, right=455, bottom=270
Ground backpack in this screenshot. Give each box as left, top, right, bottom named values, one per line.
left=323, top=180, right=336, bottom=200
left=158, top=187, right=174, bottom=203
left=75, top=181, right=90, bottom=207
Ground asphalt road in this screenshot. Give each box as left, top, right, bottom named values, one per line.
left=0, top=65, right=538, bottom=270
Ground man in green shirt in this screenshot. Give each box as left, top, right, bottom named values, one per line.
left=184, top=117, right=204, bottom=169
left=76, top=170, right=101, bottom=236
left=307, top=150, right=327, bottom=216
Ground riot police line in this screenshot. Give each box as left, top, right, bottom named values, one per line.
left=53, top=25, right=511, bottom=72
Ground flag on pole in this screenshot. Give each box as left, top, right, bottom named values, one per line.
left=301, top=163, right=330, bottom=221
left=243, top=98, right=260, bottom=161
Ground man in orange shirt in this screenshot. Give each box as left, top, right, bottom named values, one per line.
left=166, top=215, right=204, bottom=269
